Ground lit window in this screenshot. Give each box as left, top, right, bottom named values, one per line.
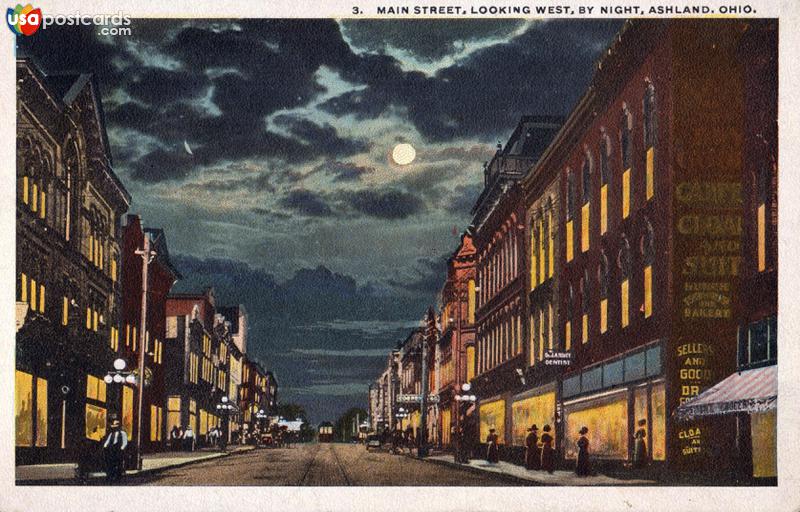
left=62, top=296, right=69, bottom=326
left=621, top=106, right=632, bottom=219
left=566, top=168, right=576, bottom=262
left=581, top=153, right=592, bottom=252
left=642, top=220, right=655, bottom=319
left=644, top=83, right=656, bottom=200
left=20, top=273, right=27, bottom=303
left=599, top=252, right=609, bottom=334
left=619, top=236, right=632, bottom=328
left=600, top=133, right=610, bottom=235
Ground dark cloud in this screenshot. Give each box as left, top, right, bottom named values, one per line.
left=126, top=68, right=208, bottom=103
left=340, top=189, right=424, bottom=219
left=279, top=189, right=334, bottom=217
left=311, top=161, right=376, bottom=182
left=341, top=19, right=527, bottom=61
left=445, top=183, right=483, bottom=216
left=387, top=254, right=449, bottom=294
left=273, top=116, right=370, bottom=158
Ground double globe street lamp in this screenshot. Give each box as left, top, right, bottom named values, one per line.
left=453, top=383, right=476, bottom=464
left=216, top=396, right=236, bottom=449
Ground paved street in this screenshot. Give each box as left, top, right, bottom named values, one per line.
left=136, top=443, right=516, bottom=486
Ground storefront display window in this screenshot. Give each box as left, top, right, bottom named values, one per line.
left=751, top=409, right=776, bottom=478
left=15, top=370, right=33, bottom=447
left=85, top=404, right=107, bottom=441
left=511, top=392, right=555, bottom=446
left=565, top=393, right=628, bottom=460
left=479, top=400, right=506, bottom=444
left=651, top=383, right=666, bottom=460
left=122, top=385, right=134, bottom=439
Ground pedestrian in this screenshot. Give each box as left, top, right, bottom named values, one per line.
left=169, top=426, right=180, bottom=451
left=486, top=428, right=499, bottom=463
left=525, top=424, right=540, bottom=470
left=540, top=424, right=555, bottom=473
left=576, top=426, right=591, bottom=476
left=633, top=419, right=648, bottom=468
left=102, top=418, right=128, bottom=483
left=451, top=425, right=461, bottom=463
left=183, top=425, right=196, bottom=452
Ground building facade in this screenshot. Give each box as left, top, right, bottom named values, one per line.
left=471, top=116, right=560, bottom=454
left=16, top=58, right=130, bottom=464
left=119, top=215, right=180, bottom=452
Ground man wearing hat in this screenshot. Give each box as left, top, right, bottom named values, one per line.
left=102, top=416, right=128, bottom=483
left=525, top=424, right=540, bottom=470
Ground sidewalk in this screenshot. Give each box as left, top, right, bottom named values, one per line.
left=16, top=445, right=256, bottom=485
left=423, top=454, right=658, bottom=486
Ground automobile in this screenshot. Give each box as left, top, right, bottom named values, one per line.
left=261, top=433, right=274, bottom=446
left=366, top=435, right=382, bottom=450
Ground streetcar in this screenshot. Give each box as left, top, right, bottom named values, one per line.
left=318, top=421, right=334, bottom=442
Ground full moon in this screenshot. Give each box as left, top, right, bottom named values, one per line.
left=392, top=143, right=416, bottom=166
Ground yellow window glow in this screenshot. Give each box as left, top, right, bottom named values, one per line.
left=30, top=278, right=37, bottom=310
left=646, top=147, right=654, bottom=200
left=548, top=304, right=553, bottom=350
left=93, top=310, right=98, bottom=332
left=468, top=279, right=475, bottom=323
left=35, top=377, right=47, bottom=447
left=62, top=296, right=69, bottom=326
left=530, top=232, right=537, bottom=291
left=644, top=265, right=653, bottom=318
left=621, top=279, right=630, bottom=327
left=20, top=273, right=27, bottom=303
left=15, top=370, right=33, bottom=447
left=39, top=284, right=45, bottom=313
left=538, top=219, right=545, bottom=284
left=22, top=176, right=29, bottom=204
left=600, top=298, right=608, bottom=333
left=39, top=190, right=46, bottom=219
left=31, top=183, right=38, bottom=212
left=622, top=169, right=631, bottom=219
left=565, top=321, right=571, bottom=351
left=566, top=220, right=574, bottom=262
left=548, top=210, right=554, bottom=278
left=758, top=203, right=766, bottom=272
left=600, top=185, right=608, bottom=235
left=111, top=259, right=117, bottom=282
left=86, top=307, right=91, bottom=329
left=581, top=203, right=590, bottom=252
left=126, top=324, right=130, bottom=346
left=582, top=313, right=588, bottom=344
left=538, top=309, right=545, bottom=361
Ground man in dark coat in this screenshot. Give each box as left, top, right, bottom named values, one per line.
left=102, top=418, right=128, bottom=483
left=525, top=424, right=540, bottom=470
left=486, top=428, right=499, bottom=463
left=540, top=424, right=555, bottom=473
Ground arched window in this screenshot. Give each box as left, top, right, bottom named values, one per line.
left=641, top=218, right=655, bottom=318
left=599, top=131, right=611, bottom=235
left=619, top=235, right=632, bottom=327
left=546, top=197, right=554, bottom=279
left=565, top=283, right=575, bottom=351
left=644, top=82, right=656, bottom=200
left=580, top=269, right=590, bottom=344
left=598, top=251, right=610, bottom=333
left=538, top=208, right=545, bottom=285
left=621, top=105, right=633, bottom=218
left=581, top=151, right=592, bottom=252
left=566, top=168, right=576, bottom=262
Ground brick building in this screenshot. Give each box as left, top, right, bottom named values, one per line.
left=15, top=58, right=130, bottom=464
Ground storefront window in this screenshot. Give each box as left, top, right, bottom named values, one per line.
left=651, top=383, right=666, bottom=461
left=15, top=370, right=33, bottom=447
left=85, top=404, right=107, bottom=441
left=565, top=393, right=628, bottom=460
left=122, top=386, right=134, bottom=439
left=751, top=409, right=777, bottom=478
left=35, top=378, right=47, bottom=447
left=479, top=400, right=506, bottom=444
left=511, top=392, right=556, bottom=446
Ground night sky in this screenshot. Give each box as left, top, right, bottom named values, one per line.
left=20, top=19, right=622, bottom=423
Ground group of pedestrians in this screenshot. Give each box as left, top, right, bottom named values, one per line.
left=522, top=424, right=557, bottom=473
left=388, top=426, right=416, bottom=454
left=168, top=425, right=197, bottom=451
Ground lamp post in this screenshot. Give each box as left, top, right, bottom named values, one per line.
left=134, top=235, right=156, bottom=470
left=454, top=383, right=477, bottom=464
left=215, top=395, right=236, bottom=449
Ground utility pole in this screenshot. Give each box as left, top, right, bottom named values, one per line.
left=134, top=234, right=155, bottom=470
left=419, top=306, right=435, bottom=458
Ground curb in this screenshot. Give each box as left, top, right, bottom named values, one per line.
left=16, top=447, right=256, bottom=486
left=414, top=455, right=545, bottom=486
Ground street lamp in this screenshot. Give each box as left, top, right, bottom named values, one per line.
left=104, top=358, right=138, bottom=386
left=215, top=395, right=237, bottom=449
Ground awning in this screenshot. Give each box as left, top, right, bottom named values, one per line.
left=675, top=365, right=777, bottom=420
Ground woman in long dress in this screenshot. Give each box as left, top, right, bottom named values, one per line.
left=486, top=428, right=499, bottom=463
left=633, top=419, right=648, bottom=468
left=575, top=426, right=591, bottom=476
left=525, top=425, right=540, bottom=470
left=540, top=424, right=555, bottom=473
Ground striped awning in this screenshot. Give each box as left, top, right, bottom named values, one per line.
left=675, top=365, right=777, bottom=419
